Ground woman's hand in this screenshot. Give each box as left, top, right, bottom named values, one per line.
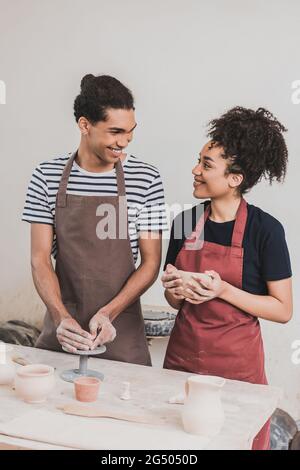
left=185, top=270, right=225, bottom=304
left=161, top=264, right=185, bottom=300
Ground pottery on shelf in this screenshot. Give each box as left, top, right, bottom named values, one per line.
left=74, top=376, right=101, bottom=402
left=143, top=310, right=176, bottom=337
left=15, top=364, right=55, bottom=403
left=0, top=342, right=15, bottom=385
left=182, top=375, right=226, bottom=437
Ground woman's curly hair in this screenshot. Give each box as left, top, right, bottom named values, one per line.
left=74, top=74, right=134, bottom=124
left=207, top=106, right=288, bottom=194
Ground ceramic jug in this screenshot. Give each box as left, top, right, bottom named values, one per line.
left=182, top=374, right=226, bottom=437
left=0, top=342, right=15, bottom=385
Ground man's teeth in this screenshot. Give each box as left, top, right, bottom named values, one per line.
left=110, top=148, right=122, bottom=153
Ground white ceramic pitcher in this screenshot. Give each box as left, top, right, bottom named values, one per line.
left=182, top=374, right=226, bottom=437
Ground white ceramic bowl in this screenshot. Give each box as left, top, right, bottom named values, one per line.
left=15, top=364, right=55, bottom=403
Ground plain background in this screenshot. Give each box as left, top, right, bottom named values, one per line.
left=0, top=0, right=299, bottom=420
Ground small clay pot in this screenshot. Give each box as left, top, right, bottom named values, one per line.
left=74, top=376, right=101, bottom=402
left=15, top=364, right=55, bottom=403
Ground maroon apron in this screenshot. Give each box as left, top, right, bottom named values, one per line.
left=164, top=198, right=270, bottom=449
left=36, top=151, right=151, bottom=366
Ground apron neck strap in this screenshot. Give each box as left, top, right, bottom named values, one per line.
left=115, top=159, right=126, bottom=197
left=186, top=198, right=247, bottom=250
left=57, top=152, right=77, bottom=207
left=230, top=197, right=248, bottom=248
left=57, top=152, right=126, bottom=207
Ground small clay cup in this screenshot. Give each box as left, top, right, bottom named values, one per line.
left=74, top=376, right=101, bottom=402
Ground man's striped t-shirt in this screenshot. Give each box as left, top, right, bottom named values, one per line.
left=22, top=153, right=168, bottom=263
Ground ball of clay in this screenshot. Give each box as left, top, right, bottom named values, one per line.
left=178, top=271, right=211, bottom=294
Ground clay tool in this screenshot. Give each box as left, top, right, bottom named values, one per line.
left=120, top=381, right=131, bottom=400
left=59, top=403, right=163, bottom=426
left=11, top=355, right=32, bottom=366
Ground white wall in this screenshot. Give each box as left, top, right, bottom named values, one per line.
left=0, top=0, right=299, bottom=419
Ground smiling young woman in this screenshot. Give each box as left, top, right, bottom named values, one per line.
left=161, top=106, right=292, bottom=450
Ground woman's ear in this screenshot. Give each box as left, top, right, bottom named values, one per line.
left=228, top=173, right=243, bottom=189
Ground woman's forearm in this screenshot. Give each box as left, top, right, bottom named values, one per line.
left=219, top=281, right=292, bottom=323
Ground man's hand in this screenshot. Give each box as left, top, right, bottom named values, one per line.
left=56, top=317, right=94, bottom=353
left=89, top=312, right=116, bottom=349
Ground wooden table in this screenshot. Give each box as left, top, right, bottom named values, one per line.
left=0, top=345, right=281, bottom=450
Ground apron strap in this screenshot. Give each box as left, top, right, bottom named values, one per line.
left=115, top=159, right=126, bottom=197
left=183, top=203, right=210, bottom=250
left=57, top=153, right=126, bottom=207
left=231, top=198, right=248, bottom=248
left=184, top=198, right=247, bottom=250
left=56, top=152, right=77, bottom=208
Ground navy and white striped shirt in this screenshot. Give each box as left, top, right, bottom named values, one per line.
left=22, top=153, right=168, bottom=263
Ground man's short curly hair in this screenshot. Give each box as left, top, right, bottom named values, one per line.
left=207, top=106, right=288, bottom=194
left=74, top=74, right=134, bottom=124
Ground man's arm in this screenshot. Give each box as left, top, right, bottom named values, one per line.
left=97, top=231, right=162, bottom=322
left=31, top=223, right=70, bottom=327
left=30, top=223, right=93, bottom=351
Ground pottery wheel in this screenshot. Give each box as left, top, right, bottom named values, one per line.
left=60, top=346, right=106, bottom=383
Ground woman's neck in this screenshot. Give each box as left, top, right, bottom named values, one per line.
left=209, top=195, right=242, bottom=222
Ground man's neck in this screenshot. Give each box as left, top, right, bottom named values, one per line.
left=75, top=144, right=126, bottom=173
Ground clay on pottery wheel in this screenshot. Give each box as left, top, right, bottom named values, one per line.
left=182, top=375, right=226, bottom=437
left=15, top=364, right=55, bottom=403
left=74, top=376, right=101, bottom=402
left=0, top=342, right=15, bottom=385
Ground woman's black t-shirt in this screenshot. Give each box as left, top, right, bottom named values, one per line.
left=164, top=201, right=292, bottom=295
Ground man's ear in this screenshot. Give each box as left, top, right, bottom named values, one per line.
left=78, top=117, right=90, bottom=136
left=228, top=173, right=244, bottom=189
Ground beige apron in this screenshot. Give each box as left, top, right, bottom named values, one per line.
left=36, top=151, right=151, bottom=366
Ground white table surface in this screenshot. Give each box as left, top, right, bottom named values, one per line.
left=0, top=345, right=281, bottom=450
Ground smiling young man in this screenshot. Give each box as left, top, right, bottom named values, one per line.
left=22, top=74, right=167, bottom=365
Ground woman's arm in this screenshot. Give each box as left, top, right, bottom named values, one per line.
left=186, top=271, right=293, bottom=324
left=220, top=277, right=293, bottom=324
